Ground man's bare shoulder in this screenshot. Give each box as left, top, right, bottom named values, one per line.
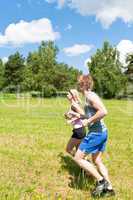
left=86, top=91, right=100, bottom=101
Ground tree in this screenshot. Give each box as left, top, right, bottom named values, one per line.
left=0, top=59, right=5, bottom=90
left=125, top=53, right=133, bottom=82
left=3, top=41, right=82, bottom=95
left=52, top=63, right=81, bottom=90
left=23, top=41, right=82, bottom=93
left=38, top=41, right=59, bottom=86
left=88, top=41, right=127, bottom=98
left=125, top=53, right=133, bottom=97
left=22, top=51, right=42, bottom=91
left=4, top=52, right=25, bottom=92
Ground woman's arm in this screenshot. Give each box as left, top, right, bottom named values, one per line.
left=82, top=93, right=108, bottom=126
left=71, top=100, right=85, bottom=115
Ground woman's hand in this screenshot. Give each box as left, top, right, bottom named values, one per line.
left=68, top=110, right=80, bottom=118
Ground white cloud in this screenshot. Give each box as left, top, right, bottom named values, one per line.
left=46, top=0, right=133, bottom=28
left=0, top=18, right=60, bottom=46
left=117, top=40, right=133, bottom=66
left=63, top=44, right=93, bottom=56
left=2, top=57, right=8, bottom=63
left=65, top=24, right=72, bottom=31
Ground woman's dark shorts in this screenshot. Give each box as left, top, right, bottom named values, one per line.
left=71, top=127, right=86, bottom=139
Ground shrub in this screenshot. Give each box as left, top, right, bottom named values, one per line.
left=31, top=85, right=57, bottom=98
left=42, top=85, right=57, bottom=97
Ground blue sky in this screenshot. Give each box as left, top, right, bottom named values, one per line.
left=0, top=0, right=133, bottom=73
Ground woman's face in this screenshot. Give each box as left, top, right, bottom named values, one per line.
left=67, top=92, right=73, bottom=101
left=78, top=81, right=86, bottom=93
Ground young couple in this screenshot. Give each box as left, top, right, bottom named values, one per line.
left=64, top=74, right=115, bottom=197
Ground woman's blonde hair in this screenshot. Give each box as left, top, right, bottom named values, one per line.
left=69, top=89, right=81, bottom=104
left=78, top=74, right=94, bottom=90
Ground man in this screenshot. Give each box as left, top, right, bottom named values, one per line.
left=74, top=74, right=115, bottom=197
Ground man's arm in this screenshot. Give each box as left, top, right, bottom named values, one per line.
left=82, top=93, right=108, bottom=126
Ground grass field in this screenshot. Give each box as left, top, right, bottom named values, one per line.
left=0, top=95, right=133, bottom=200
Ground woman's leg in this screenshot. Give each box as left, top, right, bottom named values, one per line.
left=66, top=138, right=81, bottom=156
left=92, top=152, right=112, bottom=189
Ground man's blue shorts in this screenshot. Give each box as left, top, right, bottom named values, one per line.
left=79, top=129, right=108, bottom=154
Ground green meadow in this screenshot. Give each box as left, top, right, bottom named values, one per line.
left=0, top=95, right=133, bottom=200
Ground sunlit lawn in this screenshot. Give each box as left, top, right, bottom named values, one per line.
left=0, top=95, right=133, bottom=199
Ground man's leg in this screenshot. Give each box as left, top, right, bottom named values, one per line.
left=74, top=149, right=103, bottom=181
left=92, top=152, right=112, bottom=189
left=74, top=149, right=113, bottom=197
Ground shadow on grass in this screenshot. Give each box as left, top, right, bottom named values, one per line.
left=58, top=152, right=94, bottom=191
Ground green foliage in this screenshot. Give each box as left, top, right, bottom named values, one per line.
left=52, top=63, right=81, bottom=90
left=124, top=53, right=133, bottom=98
left=22, top=41, right=81, bottom=96
left=42, top=85, right=57, bottom=97
left=125, top=53, right=133, bottom=82
left=0, top=41, right=78, bottom=97
left=0, top=59, right=5, bottom=90
left=22, top=51, right=42, bottom=91
left=88, top=41, right=127, bottom=98
left=4, top=52, right=25, bottom=92
left=30, top=91, right=40, bottom=98
left=31, top=85, right=57, bottom=98
left=1, top=41, right=130, bottom=98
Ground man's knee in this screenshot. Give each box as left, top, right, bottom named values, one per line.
left=74, top=151, right=83, bottom=163
left=74, top=156, right=80, bottom=165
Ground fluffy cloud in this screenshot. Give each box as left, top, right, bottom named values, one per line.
left=117, top=40, right=133, bottom=66
left=0, top=18, right=60, bottom=46
left=63, top=44, right=93, bottom=56
left=46, top=0, right=133, bottom=28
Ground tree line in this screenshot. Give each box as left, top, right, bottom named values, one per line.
left=0, top=41, right=132, bottom=99
left=0, top=41, right=82, bottom=97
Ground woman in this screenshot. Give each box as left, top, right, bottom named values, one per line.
left=74, top=75, right=115, bottom=197
left=65, top=89, right=86, bottom=156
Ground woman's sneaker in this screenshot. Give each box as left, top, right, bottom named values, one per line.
left=91, top=178, right=108, bottom=197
